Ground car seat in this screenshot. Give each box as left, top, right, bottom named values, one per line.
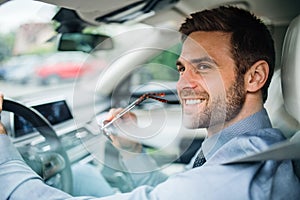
left=281, top=14, right=300, bottom=132
left=280, top=14, right=300, bottom=178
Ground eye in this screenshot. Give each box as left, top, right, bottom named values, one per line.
left=177, top=66, right=185, bottom=73
left=197, top=63, right=211, bottom=71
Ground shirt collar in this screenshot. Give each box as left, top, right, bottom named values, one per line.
left=201, top=108, right=272, bottom=160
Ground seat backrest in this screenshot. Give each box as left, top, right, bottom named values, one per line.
left=280, top=15, right=300, bottom=179
left=281, top=15, right=300, bottom=124
left=265, top=15, right=300, bottom=138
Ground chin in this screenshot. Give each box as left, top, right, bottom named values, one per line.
left=182, top=115, right=199, bottom=129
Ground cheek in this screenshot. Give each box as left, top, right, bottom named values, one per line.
left=176, top=79, right=181, bottom=94
left=203, top=73, right=226, bottom=95
left=176, top=77, right=182, bottom=90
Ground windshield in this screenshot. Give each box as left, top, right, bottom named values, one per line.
left=0, top=0, right=179, bottom=105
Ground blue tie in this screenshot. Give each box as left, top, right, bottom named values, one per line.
left=193, top=150, right=206, bottom=168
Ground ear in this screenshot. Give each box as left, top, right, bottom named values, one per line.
left=245, top=60, right=269, bottom=92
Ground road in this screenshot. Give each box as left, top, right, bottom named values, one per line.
left=0, top=80, right=72, bottom=98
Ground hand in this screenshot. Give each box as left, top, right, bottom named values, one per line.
left=104, top=108, right=142, bottom=155
left=0, top=92, right=7, bottom=135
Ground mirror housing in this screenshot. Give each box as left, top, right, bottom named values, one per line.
left=57, top=33, right=113, bottom=53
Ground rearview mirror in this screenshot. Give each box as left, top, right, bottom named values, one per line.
left=57, top=33, right=113, bottom=53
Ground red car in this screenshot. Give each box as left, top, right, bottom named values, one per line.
left=36, top=52, right=99, bottom=85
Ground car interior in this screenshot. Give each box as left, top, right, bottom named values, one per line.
left=0, top=0, right=299, bottom=195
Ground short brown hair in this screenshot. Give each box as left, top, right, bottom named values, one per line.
left=179, top=6, right=275, bottom=102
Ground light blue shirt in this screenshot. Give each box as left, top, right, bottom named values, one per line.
left=0, top=108, right=300, bottom=199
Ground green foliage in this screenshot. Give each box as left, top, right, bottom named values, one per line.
left=0, top=32, right=15, bottom=62
left=146, top=43, right=181, bottom=81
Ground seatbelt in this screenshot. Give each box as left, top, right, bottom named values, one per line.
left=226, top=131, right=300, bottom=163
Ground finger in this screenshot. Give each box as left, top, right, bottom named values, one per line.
left=105, top=107, right=137, bottom=127
left=110, top=134, right=128, bottom=147
left=0, top=122, right=7, bottom=135
left=109, top=134, right=122, bottom=147
left=109, top=134, right=118, bottom=143
left=106, top=108, right=123, bottom=121
left=106, top=108, right=116, bottom=120
left=0, top=92, right=3, bottom=112
left=111, top=108, right=123, bottom=116
left=121, top=112, right=137, bottom=123
left=0, top=92, right=6, bottom=133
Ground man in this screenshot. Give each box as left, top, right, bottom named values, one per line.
left=0, top=6, right=299, bottom=200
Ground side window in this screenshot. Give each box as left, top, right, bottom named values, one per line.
left=112, top=44, right=181, bottom=107
left=130, top=43, right=181, bottom=87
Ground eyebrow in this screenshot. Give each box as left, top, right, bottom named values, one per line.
left=176, top=57, right=217, bottom=67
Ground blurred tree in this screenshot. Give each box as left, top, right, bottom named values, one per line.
left=147, top=43, right=181, bottom=81
left=0, top=33, right=15, bottom=62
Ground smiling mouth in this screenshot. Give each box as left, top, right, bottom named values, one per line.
left=185, top=98, right=205, bottom=105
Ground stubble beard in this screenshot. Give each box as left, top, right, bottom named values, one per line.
left=182, top=76, right=245, bottom=129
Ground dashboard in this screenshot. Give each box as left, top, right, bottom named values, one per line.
left=13, top=99, right=73, bottom=138
left=4, top=97, right=105, bottom=166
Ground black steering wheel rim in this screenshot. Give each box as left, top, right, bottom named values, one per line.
left=2, top=98, right=73, bottom=193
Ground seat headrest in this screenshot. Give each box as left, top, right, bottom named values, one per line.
left=281, top=15, right=300, bottom=123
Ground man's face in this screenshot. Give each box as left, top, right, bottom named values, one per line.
left=176, top=31, right=246, bottom=130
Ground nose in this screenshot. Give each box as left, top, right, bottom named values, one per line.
left=176, top=68, right=198, bottom=90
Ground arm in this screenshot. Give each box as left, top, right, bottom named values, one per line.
left=0, top=135, right=74, bottom=199
left=103, top=108, right=168, bottom=188
left=118, top=147, right=168, bottom=188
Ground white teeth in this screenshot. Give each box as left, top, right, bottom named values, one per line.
left=186, top=99, right=203, bottom=105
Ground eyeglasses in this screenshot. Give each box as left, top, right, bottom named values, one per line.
left=99, top=93, right=167, bottom=141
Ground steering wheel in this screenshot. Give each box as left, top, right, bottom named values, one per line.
left=2, top=99, right=73, bottom=194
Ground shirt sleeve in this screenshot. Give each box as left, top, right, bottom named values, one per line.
left=0, top=134, right=167, bottom=200
left=0, top=135, right=73, bottom=199
left=119, top=149, right=168, bottom=188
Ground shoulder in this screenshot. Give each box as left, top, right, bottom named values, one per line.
left=237, top=128, right=285, bottom=151
left=209, top=128, right=285, bottom=164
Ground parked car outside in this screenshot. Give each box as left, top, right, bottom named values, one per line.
left=35, top=51, right=101, bottom=85
left=0, top=54, right=43, bottom=83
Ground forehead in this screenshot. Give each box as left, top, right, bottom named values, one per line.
left=179, top=31, right=233, bottom=62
